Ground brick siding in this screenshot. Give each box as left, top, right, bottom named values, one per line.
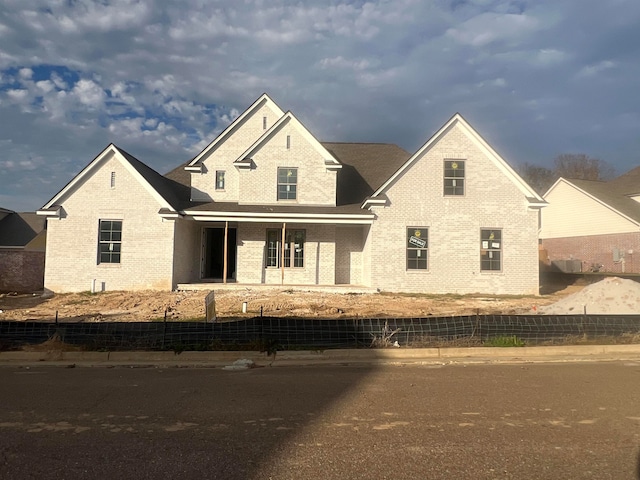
left=0, top=250, right=45, bottom=292
left=542, top=232, right=640, bottom=274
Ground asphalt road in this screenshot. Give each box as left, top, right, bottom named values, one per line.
left=1, top=362, right=639, bottom=479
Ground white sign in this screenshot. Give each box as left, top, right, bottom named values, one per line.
left=409, top=236, right=426, bottom=248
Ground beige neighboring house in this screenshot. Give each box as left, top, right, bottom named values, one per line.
left=0, top=208, right=46, bottom=292
left=541, top=168, right=640, bottom=274
left=38, top=93, right=544, bottom=294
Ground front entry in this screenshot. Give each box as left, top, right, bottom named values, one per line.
left=202, top=227, right=237, bottom=281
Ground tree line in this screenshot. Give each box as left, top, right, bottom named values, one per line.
left=517, top=154, right=615, bottom=195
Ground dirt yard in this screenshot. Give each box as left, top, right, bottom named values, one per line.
left=0, top=282, right=585, bottom=322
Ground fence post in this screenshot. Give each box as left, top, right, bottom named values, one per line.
left=162, top=309, right=167, bottom=349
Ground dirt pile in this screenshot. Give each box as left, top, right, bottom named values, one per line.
left=537, top=277, right=640, bottom=315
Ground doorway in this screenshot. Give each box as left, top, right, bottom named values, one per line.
left=202, top=227, right=237, bottom=281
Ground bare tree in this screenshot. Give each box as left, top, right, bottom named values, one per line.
left=553, top=153, right=615, bottom=181
left=516, top=162, right=556, bottom=195
left=517, top=154, right=616, bottom=195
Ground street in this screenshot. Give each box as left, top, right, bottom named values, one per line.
left=1, top=362, right=639, bottom=479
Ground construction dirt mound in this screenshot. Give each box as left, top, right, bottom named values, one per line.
left=537, top=277, right=640, bottom=315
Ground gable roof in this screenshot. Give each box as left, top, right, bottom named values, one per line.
left=233, top=111, right=340, bottom=169
left=186, top=93, right=285, bottom=169
left=547, top=177, right=640, bottom=226
left=38, top=144, right=190, bottom=215
left=368, top=113, right=544, bottom=205
left=322, top=142, right=411, bottom=206
left=0, top=212, right=46, bottom=247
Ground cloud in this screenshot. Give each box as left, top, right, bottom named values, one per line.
left=0, top=0, right=639, bottom=212
left=445, top=12, right=540, bottom=47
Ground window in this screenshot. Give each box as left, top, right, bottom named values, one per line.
left=277, top=167, right=297, bottom=200
left=215, top=170, right=225, bottom=190
left=480, top=229, right=502, bottom=271
left=98, top=220, right=122, bottom=264
left=407, top=227, right=428, bottom=270
left=444, top=159, right=465, bottom=196
left=266, top=229, right=305, bottom=268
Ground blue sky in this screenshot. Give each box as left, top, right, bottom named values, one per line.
left=1, top=0, right=639, bottom=211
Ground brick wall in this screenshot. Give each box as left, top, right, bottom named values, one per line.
left=44, top=151, right=176, bottom=292
left=542, top=232, right=640, bottom=273
left=367, top=121, right=540, bottom=295
left=236, top=223, right=337, bottom=285
left=0, top=250, right=45, bottom=292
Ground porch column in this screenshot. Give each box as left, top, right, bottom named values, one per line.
left=281, top=223, right=286, bottom=285
left=223, top=221, right=228, bottom=284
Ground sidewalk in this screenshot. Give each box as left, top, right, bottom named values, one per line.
left=2, top=344, right=640, bottom=367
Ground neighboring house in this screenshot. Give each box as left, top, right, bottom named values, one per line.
left=38, top=93, right=544, bottom=294
left=0, top=208, right=46, bottom=292
left=541, top=169, right=640, bottom=274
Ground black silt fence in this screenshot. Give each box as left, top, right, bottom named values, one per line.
left=1, top=314, right=640, bottom=351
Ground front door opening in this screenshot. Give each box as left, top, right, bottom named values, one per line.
left=202, top=227, right=237, bottom=281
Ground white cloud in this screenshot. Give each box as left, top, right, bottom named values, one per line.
left=18, top=67, right=33, bottom=79
left=446, top=12, right=540, bottom=47
left=6, top=89, right=29, bottom=102
left=72, top=79, right=106, bottom=108
left=577, top=60, right=616, bottom=78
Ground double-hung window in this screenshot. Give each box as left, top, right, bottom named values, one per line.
left=277, top=167, right=297, bottom=200
left=266, top=229, right=305, bottom=268
left=215, top=170, right=225, bottom=190
left=98, top=220, right=122, bottom=264
left=444, top=159, right=465, bottom=196
left=480, top=229, right=502, bottom=271
left=407, top=227, right=428, bottom=270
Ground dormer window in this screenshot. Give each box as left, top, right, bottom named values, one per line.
left=444, top=159, right=465, bottom=196
left=277, top=167, right=297, bottom=200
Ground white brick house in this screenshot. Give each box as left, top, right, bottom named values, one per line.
left=38, top=93, right=544, bottom=294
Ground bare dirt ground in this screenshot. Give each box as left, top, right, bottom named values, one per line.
left=0, top=282, right=585, bottom=322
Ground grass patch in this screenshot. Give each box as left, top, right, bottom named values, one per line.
left=484, top=335, right=526, bottom=347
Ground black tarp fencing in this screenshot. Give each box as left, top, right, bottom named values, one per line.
left=2, top=314, right=640, bottom=351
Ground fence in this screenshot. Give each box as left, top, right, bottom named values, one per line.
left=2, top=314, right=640, bottom=352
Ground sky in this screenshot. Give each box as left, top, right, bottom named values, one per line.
left=1, top=0, right=639, bottom=212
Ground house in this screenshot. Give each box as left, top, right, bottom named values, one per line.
left=540, top=169, right=640, bottom=273
left=37, top=94, right=544, bottom=294
left=0, top=208, right=46, bottom=292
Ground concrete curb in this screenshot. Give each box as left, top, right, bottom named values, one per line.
left=1, top=345, right=640, bottom=367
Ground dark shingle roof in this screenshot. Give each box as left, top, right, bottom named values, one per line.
left=185, top=201, right=370, bottom=216
left=0, top=212, right=46, bottom=247
left=607, top=165, right=640, bottom=195
left=322, top=142, right=411, bottom=205
left=164, top=160, right=192, bottom=187
left=567, top=178, right=640, bottom=224
left=115, top=146, right=192, bottom=211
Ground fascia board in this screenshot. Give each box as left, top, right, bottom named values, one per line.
left=187, top=94, right=285, bottom=167
left=41, top=144, right=118, bottom=209
left=233, top=111, right=340, bottom=167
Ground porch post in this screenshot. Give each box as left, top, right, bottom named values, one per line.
left=223, top=221, right=229, bottom=284
left=281, top=222, right=286, bottom=285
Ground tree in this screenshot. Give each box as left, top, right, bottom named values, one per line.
left=516, top=162, right=555, bottom=195
left=517, top=154, right=615, bottom=195
left=553, top=154, right=614, bottom=181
